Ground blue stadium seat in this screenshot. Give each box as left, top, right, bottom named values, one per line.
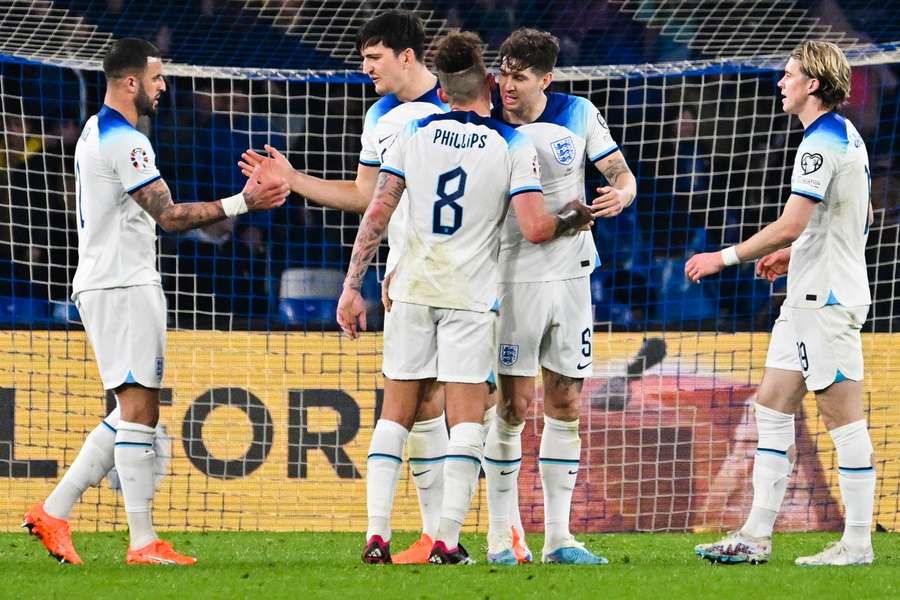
left=0, top=296, right=49, bottom=324
left=277, top=268, right=343, bottom=326
left=50, top=301, right=81, bottom=324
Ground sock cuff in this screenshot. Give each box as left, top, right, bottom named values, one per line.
left=411, top=414, right=446, bottom=433
left=831, top=420, right=874, bottom=470
left=754, top=403, right=794, bottom=423
left=543, top=415, right=579, bottom=433
left=448, top=422, right=484, bottom=457
left=482, top=405, right=497, bottom=428
left=496, top=414, right=525, bottom=436
left=115, top=421, right=155, bottom=446
left=829, top=419, right=869, bottom=444
left=369, top=419, right=410, bottom=460
left=755, top=403, right=795, bottom=453
left=375, top=418, right=411, bottom=437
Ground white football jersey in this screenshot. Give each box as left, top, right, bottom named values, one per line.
left=494, top=93, right=618, bottom=283
left=381, top=111, right=542, bottom=312
left=786, top=112, right=871, bottom=309
left=359, top=83, right=449, bottom=274
left=72, top=105, right=162, bottom=297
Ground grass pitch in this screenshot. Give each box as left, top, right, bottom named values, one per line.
left=1, top=531, right=897, bottom=599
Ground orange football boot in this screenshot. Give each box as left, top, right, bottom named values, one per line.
left=511, top=526, right=533, bottom=564
left=392, top=533, right=434, bottom=564
left=22, top=503, right=82, bottom=565
left=126, top=539, right=197, bottom=565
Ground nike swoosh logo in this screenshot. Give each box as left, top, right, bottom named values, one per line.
left=378, top=135, right=394, bottom=144
left=500, top=469, right=517, bottom=476
left=576, top=362, right=592, bottom=370
left=147, top=555, right=177, bottom=564
left=412, top=469, right=431, bottom=477
left=567, top=470, right=578, bottom=475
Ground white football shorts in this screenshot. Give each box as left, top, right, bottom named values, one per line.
left=765, top=303, right=868, bottom=392
left=496, top=277, right=594, bottom=379
left=382, top=301, right=495, bottom=384
left=75, top=284, right=167, bottom=390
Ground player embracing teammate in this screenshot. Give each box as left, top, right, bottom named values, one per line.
left=337, top=30, right=593, bottom=564
left=483, top=29, right=636, bottom=565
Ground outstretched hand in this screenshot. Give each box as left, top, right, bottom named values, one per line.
left=685, top=251, right=725, bottom=283
left=241, top=163, right=290, bottom=211
left=591, top=186, right=630, bottom=218
left=239, top=144, right=295, bottom=184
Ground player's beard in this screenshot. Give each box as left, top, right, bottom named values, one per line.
left=135, top=82, right=157, bottom=117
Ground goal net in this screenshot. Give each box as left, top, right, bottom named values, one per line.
left=1, top=0, right=898, bottom=534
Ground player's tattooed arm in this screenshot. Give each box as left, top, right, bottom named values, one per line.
left=343, top=172, right=405, bottom=290
left=591, top=151, right=636, bottom=218
left=130, top=179, right=225, bottom=233
left=131, top=170, right=289, bottom=233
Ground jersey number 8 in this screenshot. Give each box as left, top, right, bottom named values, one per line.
left=432, top=167, right=466, bottom=235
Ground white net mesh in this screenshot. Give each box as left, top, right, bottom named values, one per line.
left=1, top=0, right=899, bottom=533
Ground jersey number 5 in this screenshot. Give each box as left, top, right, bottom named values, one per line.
left=432, top=166, right=466, bottom=235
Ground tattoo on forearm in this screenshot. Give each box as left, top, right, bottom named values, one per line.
left=131, top=179, right=227, bottom=232
left=345, top=172, right=404, bottom=290
left=600, top=157, right=631, bottom=186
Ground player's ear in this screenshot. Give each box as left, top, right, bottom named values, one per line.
left=807, top=76, right=820, bottom=96
left=541, top=71, right=553, bottom=91
left=437, top=87, right=449, bottom=104
left=401, top=47, right=415, bottom=66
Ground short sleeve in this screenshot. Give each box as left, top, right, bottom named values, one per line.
left=359, top=108, right=381, bottom=167
left=508, top=132, right=542, bottom=198
left=379, top=120, right=412, bottom=180
left=583, top=100, right=619, bottom=163
left=112, top=131, right=161, bottom=194
left=790, top=136, right=838, bottom=202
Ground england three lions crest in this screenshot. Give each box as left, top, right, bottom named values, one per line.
left=551, top=137, right=576, bottom=165
left=499, top=344, right=518, bottom=367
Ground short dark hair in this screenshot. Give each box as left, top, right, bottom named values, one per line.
left=499, top=28, right=559, bottom=74
left=103, top=38, right=160, bottom=79
left=355, top=10, right=425, bottom=61
left=433, top=32, right=485, bottom=105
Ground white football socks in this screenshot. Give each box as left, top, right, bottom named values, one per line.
left=365, top=419, right=409, bottom=542
left=114, top=420, right=158, bottom=550
left=743, top=403, right=795, bottom=539
left=407, top=414, right=447, bottom=539
left=831, top=419, right=876, bottom=550
left=483, top=414, right=524, bottom=546
left=437, top=422, right=484, bottom=550
left=44, top=408, right=120, bottom=520
left=539, top=415, right=580, bottom=551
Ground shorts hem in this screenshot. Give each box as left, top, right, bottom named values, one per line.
left=382, top=370, right=438, bottom=381
left=436, top=373, right=493, bottom=384
left=763, top=361, right=801, bottom=372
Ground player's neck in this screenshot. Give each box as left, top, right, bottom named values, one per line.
left=797, top=103, right=829, bottom=130
left=395, top=67, right=437, bottom=103
left=503, top=92, right=548, bottom=125
left=103, top=93, right=139, bottom=127
left=451, top=99, right=490, bottom=117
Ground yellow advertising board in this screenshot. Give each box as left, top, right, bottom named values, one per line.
left=1, top=330, right=897, bottom=532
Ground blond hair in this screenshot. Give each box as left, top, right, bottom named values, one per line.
left=433, top=32, right=486, bottom=105
left=791, top=41, right=851, bottom=111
